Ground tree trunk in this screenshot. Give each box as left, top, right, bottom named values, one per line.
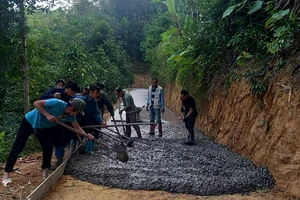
left=20, top=0, right=30, bottom=113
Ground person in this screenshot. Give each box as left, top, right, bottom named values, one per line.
left=146, top=78, right=165, bottom=137
left=74, top=84, right=107, bottom=154
left=96, top=82, right=114, bottom=118
left=41, top=79, right=79, bottom=102
left=180, top=90, right=198, bottom=144
left=56, top=79, right=65, bottom=88
left=76, top=87, right=88, bottom=96
left=2, top=98, right=94, bottom=186
left=115, top=87, right=142, bottom=138
left=41, top=79, right=80, bottom=167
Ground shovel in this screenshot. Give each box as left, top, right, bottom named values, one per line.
left=105, top=127, right=150, bottom=147
left=94, top=127, right=134, bottom=147
left=57, top=121, right=129, bottom=162
left=112, top=115, right=134, bottom=147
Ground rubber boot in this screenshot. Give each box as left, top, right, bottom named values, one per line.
left=158, top=123, right=163, bottom=137
left=86, top=140, right=93, bottom=155
left=55, top=156, right=64, bottom=168
left=149, top=124, right=155, bottom=136
left=92, top=142, right=98, bottom=151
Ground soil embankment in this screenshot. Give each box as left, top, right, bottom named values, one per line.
left=157, top=59, right=300, bottom=198
left=131, top=73, right=151, bottom=88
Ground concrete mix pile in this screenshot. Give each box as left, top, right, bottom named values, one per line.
left=65, top=123, right=275, bottom=196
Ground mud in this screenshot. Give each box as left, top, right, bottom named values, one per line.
left=65, top=121, right=275, bottom=196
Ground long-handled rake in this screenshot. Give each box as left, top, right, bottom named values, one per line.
left=57, top=121, right=129, bottom=162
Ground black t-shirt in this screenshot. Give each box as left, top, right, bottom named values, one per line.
left=181, top=96, right=198, bottom=117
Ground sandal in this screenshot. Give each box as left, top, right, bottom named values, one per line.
left=2, top=178, right=12, bottom=186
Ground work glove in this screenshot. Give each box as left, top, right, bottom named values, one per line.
left=110, top=111, right=115, bottom=117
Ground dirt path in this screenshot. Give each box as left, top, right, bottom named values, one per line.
left=44, top=176, right=290, bottom=200
left=0, top=153, right=46, bottom=199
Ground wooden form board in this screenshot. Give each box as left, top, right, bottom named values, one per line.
left=26, top=148, right=78, bottom=200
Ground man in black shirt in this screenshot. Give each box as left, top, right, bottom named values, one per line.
left=181, top=90, right=198, bottom=143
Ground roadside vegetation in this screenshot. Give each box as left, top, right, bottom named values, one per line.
left=0, top=0, right=299, bottom=163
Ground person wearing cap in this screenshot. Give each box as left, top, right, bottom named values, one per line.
left=115, top=87, right=142, bottom=138
left=75, top=84, right=107, bottom=154
left=2, top=98, right=93, bottom=186
left=41, top=79, right=80, bottom=168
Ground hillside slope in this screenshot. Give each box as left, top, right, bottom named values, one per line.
left=161, top=55, right=300, bottom=198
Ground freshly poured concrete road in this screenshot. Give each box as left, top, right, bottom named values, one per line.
left=65, top=89, right=274, bottom=196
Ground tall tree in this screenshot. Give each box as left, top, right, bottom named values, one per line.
left=20, top=0, right=30, bottom=112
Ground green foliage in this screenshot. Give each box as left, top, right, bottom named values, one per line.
left=0, top=0, right=135, bottom=163
left=222, top=1, right=246, bottom=18
left=242, top=66, right=268, bottom=96
left=248, top=0, right=263, bottom=14
left=26, top=4, right=134, bottom=100
left=1, top=0, right=300, bottom=163
left=166, top=0, right=176, bottom=14
left=141, top=0, right=300, bottom=102
left=237, top=52, right=253, bottom=67
left=265, top=9, right=299, bottom=54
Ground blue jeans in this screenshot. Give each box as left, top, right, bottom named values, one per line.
left=149, top=106, right=161, bottom=123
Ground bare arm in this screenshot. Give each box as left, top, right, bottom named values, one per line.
left=33, top=100, right=57, bottom=122
left=70, top=122, right=94, bottom=140
left=185, top=108, right=194, bottom=118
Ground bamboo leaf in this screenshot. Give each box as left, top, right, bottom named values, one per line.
left=222, top=5, right=237, bottom=18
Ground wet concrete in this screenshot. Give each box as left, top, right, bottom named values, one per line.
left=65, top=89, right=275, bottom=196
